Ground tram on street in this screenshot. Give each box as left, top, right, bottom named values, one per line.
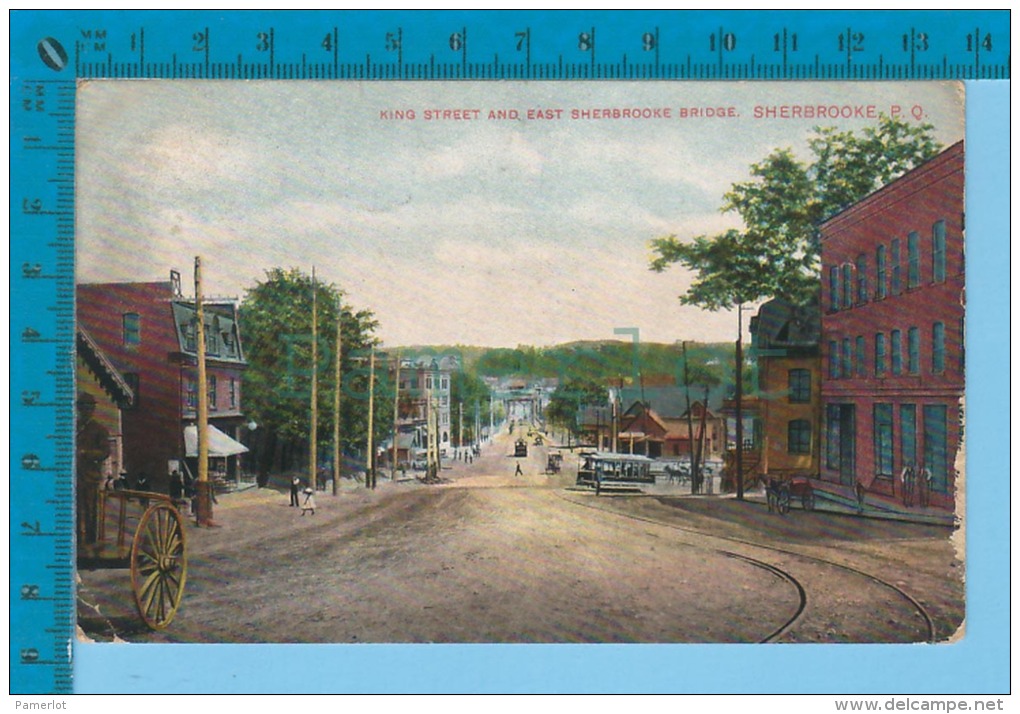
left=575, top=452, right=656, bottom=494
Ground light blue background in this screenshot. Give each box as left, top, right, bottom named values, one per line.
left=9, top=11, right=1010, bottom=694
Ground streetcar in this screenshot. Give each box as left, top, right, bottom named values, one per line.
left=575, top=452, right=656, bottom=495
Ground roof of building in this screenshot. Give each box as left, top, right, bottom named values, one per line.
left=619, top=385, right=725, bottom=418
left=76, top=328, right=135, bottom=407
left=819, top=140, right=964, bottom=233
left=751, top=298, right=821, bottom=349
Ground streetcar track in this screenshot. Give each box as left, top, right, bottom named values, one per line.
left=722, top=551, right=807, bottom=643
left=553, top=489, right=937, bottom=643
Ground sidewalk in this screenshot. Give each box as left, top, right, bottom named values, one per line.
left=742, top=479, right=958, bottom=527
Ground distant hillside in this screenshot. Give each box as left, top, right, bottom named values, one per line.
left=389, top=340, right=739, bottom=386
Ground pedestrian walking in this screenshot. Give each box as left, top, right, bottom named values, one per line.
left=514, top=462, right=523, bottom=477
left=301, top=487, right=317, bottom=516
left=290, top=476, right=301, bottom=507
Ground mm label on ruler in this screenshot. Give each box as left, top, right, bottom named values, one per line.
left=9, top=9, right=1010, bottom=696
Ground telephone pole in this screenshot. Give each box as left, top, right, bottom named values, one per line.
left=310, top=267, right=318, bottom=491
left=735, top=304, right=745, bottom=501
left=391, top=353, right=401, bottom=481
left=332, top=299, right=342, bottom=496
left=194, top=256, right=215, bottom=526
left=366, top=348, right=376, bottom=489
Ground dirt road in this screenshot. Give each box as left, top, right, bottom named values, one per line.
left=77, top=427, right=964, bottom=644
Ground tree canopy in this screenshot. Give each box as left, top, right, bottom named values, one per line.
left=650, top=115, right=942, bottom=310
left=239, top=268, right=385, bottom=477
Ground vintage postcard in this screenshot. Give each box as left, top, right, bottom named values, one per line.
left=73, top=80, right=968, bottom=652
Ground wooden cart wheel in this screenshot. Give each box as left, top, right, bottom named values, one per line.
left=130, top=502, right=187, bottom=630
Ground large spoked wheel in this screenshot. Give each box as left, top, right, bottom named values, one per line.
left=130, top=502, right=188, bottom=630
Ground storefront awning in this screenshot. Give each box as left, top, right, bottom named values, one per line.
left=184, top=424, right=249, bottom=457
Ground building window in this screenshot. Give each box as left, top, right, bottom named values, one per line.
left=829, top=266, right=839, bottom=311
left=208, top=376, right=217, bottom=411
left=856, top=254, right=868, bottom=304
left=229, top=378, right=237, bottom=409
left=874, top=403, right=894, bottom=477
left=891, top=329, right=902, bottom=375
left=932, top=219, right=946, bottom=283
left=907, top=231, right=920, bottom=288
left=205, top=325, right=219, bottom=356
left=856, top=336, right=866, bottom=377
left=876, top=245, right=887, bottom=299
left=123, top=313, right=141, bottom=346
left=923, top=404, right=948, bottom=493
left=124, top=373, right=140, bottom=409
left=842, top=263, right=853, bottom=308
left=788, top=419, right=811, bottom=454
left=182, top=322, right=196, bottom=352
left=828, top=340, right=839, bottom=379
left=930, top=321, right=945, bottom=374
left=907, top=327, right=920, bottom=375
left=900, top=404, right=917, bottom=469
left=875, top=333, right=887, bottom=377
left=958, top=317, right=965, bottom=374
left=788, top=369, right=810, bottom=403
left=842, top=338, right=852, bottom=379
left=891, top=238, right=902, bottom=295
left=186, top=379, right=198, bottom=409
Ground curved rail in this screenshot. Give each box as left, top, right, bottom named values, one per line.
left=555, top=490, right=937, bottom=643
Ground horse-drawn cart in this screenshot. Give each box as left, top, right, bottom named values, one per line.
left=78, top=489, right=188, bottom=630
left=765, top=476, right=815, bottom=515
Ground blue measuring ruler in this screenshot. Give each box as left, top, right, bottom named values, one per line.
left=9, top=9, right=1010, bottom=695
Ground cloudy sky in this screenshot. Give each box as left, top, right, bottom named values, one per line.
left=76, top=81, right=963, bottom=347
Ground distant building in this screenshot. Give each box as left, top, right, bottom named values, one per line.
left=77, top=272, right=248, bottom=492
left=820, top=141, right=964, bottom=510
left=393, top=354, right=458, bottom=458
left=749, top=298, right=822, bottom=482
left=617, top=386, right=726, bottom=460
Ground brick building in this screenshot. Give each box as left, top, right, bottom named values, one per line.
left=820, top=141, right=964, bottom=510
left=77, top=272, right=248, bottom=492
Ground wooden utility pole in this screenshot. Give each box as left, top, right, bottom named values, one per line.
left=333, top=299, right=342, bottom=496
left=735, top=305, right=745, bottom=501
left=194, top=256, right=215, bottom=526
left=682, top=341, right=697, bottom=492
left=310, top=267, right=318, bottom=492
left=391, top=353, right=401, bottom=481
left=366, top=349, right=376, bottom=489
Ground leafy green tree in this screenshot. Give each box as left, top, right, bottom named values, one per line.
left=650, top=115, right=942, bottom=308
left=450, top=370, right=493, bottom=447
left=545, top=378, right=608, bottom=436
left=239, top=268, right=384, bottom=481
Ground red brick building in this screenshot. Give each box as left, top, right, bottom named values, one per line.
left=77, top=272, right=248, bottom=492
left=820, top=141, right=964, bottom=510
